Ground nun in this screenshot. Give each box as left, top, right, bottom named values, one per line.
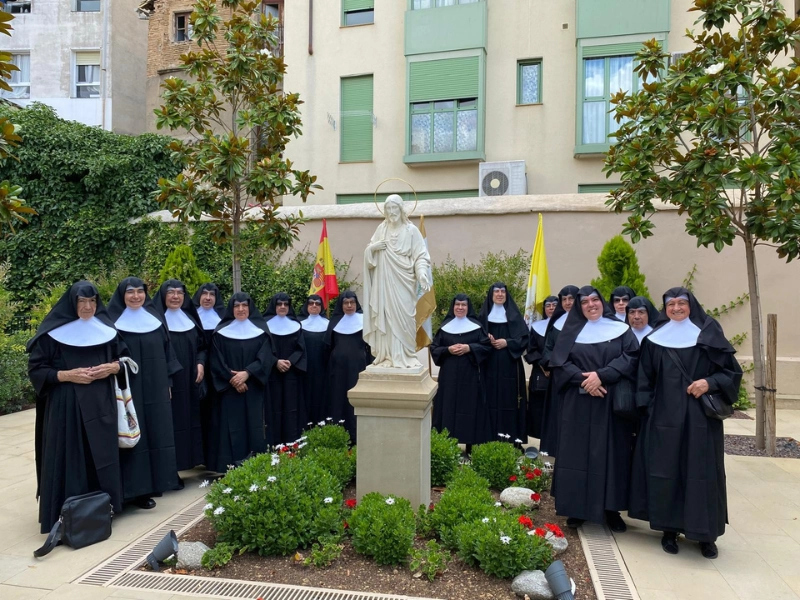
left=525, top=295, right=559, bottom=440
left=628, top=288, right=741, bottom=559
left=27, top=281, right=125, bottom=533
left=609, top=286, right=636, bottom=321
left=264, top=292, right=308, bottom=445
left=626, top=296, right=660, bottom=343
left=430, top=294, right=493, bottom=452
left=478, top=282, right=529, bottom=444
left=107, top=277, right=180, bottom=508
left=299, top=294, right=330, bottom=423
left=153, top=279, right=207, bottom=481
left=548, top=286, right=639, bottom=532
left=208, top=293, right=276, bottom=472
left=325, top=291, right=372, bottom=443
left=538, top=284, right=579, bottom=456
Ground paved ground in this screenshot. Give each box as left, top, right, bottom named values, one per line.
left=0, top=407, right=798, bottom=600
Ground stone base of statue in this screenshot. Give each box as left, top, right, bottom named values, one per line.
left=348, top=364, right=437, bottom=508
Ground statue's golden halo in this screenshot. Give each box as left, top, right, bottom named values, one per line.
left=373, top=177, right=418, bottom=216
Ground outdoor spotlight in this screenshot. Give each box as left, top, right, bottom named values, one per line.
left=545, top=560, right=575, bottom=600
left=146, top=530, right=178, bottom=572
left=524, top=445, right=539, bottom=460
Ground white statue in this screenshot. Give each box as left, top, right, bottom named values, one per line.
left=363, top=195, right=431, bottom=368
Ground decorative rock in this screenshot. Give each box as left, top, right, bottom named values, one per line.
left=511, top=570, right=554, bottom=599
left=546, top=534, right=569, bottom=556
left=500, top=486, right=536, bottom=508
left=176, top=541, right=210, bottom=570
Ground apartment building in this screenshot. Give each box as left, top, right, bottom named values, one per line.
left=0, top=0, right=149, bottom=134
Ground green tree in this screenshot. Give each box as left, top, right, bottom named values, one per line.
left=154, top=0, right=321, bottom=293
left=603, top=0, right=800, bottom=450
left=590, top=235, right=651, bottom=302
left=159, top=244, right=210, bottom=293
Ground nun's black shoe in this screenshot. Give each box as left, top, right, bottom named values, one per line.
left=661, top=533, right=679, bottom=554
left=566, top=517, right=585, bottom=529
left=700, top=542, right=718, bottom=559
left=173, top=477, right=185, bottom=490
left=605, top=511, right=627, bottom=532
left=135, top=497, right=156, bottom=510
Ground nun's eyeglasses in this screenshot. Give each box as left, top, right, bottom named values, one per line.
left=166, top=290, right=185, bottom=296
left=276, top=301, right=290, bottom=307
left=308, top=300, right=322, bottom=306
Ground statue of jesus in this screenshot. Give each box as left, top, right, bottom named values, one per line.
left=363, top=195, right=431, bottom=368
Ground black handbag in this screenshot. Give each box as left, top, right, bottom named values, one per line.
left=612, top=376, right=639, bottom=421
left=666, top=348, right=733, bottom=421
left=33, top=491, right=113, bottom=558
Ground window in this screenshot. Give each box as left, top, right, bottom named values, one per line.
left=581, top=54, right=640, bottom=145
left=74, top=51, right=100, bottom=98
left=340, top=75, right=373, bottom=162
left=337, top=189, right=479, bottom=204
left=4, top=1, right=32, bottom=13
left=76, top=0, right=100, bottom=11
left=412, top=0, right=478, bottom=9
left=578, top=184, right=617, bottom=194
left=517, top=60, right=542, bottom=105
left=0, top=53, right=30, bottom=99
left=174, top=12, right=192, bottom=42
left=411, top=99, right=477, bottom=154
left=342, top=0, right=373, bottom=26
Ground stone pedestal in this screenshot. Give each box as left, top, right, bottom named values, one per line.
left=348, top=365, right=437, bottom=508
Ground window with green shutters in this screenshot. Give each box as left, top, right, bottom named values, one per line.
left=342, top=0, right=374, bottom=26
left=407, top=56, right=482, bottom=159
left=340, top=75, right=374, bottom=163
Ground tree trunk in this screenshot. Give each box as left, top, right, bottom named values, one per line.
left=232, top=191, right=242, bottom=293
left=743, top=235, right=766, bottom=449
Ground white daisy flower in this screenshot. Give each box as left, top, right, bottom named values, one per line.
left=203, top=503, right=213, bottom=511
left=339, top=420, right=345, bottom=424
left=213, top=506, right=225, bottom=515
left=298, top=442, right=307, bottom=448
left=500, top=535, right=511, bottom=545
left=324, top=497, right=333, bottom=504
left=385, top=498, right=395, bottom=505
left=249, top=484, right=259, bottom=492
left=267, top=476, right=277, bottom=483
left=233, top=495, right=241, bottom=502
left=482, top=517, right=490, bottom=523
left=498, top=432, right=506, bottom=438
left=514, top=439, right=523, bottom=444
left=318, top=421, right=326, bottom=427
left=222, top=487, right=232, bottom=494
left=326, top=417, right=333, bottom=421
left=199, top=480, right=210, bottom=488
left=495, top=501, right=502, bottom=507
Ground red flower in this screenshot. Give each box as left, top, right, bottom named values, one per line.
left=343, top=521, right=349, bottom=529
left=345, top=498, right=357, bottom=509
left=292, top=443, right=299, bottom=450
left=531, top=492, right=541, bottom=502
left=279, top=447, right=288, bottom=454
left=288, top=453, right=296, bottom=459
left=429, top=502, right=435, bottom=511
left=534, top=528, right=547, bottom=537
left=518, top=515, right=534, bottom=529
left=545, top=523, right=564, bottom=538
left=525, top=472, right=535, bottom=480
left=509, top=475, right=517, bottom=482
left=533, top=468, right=543, bottom=477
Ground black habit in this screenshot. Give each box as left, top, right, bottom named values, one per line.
left=299, top=295, right=330, bottom=423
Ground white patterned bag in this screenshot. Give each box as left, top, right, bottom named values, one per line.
left=116, top=357, right=140, bottom=449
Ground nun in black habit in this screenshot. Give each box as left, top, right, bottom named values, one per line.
left=525, top=295, right=559, bottom=439
left=539, top=285, right=579, bottom=456
left=107, top=277, right=181, bottom=507
left=208, top=293, right=276, bottom=472
left=264, top=292, right=308, bottom=445
left=478, top=282, right=529, bottom=444
left=609, top=286, right=637, bottom=322
left=325, top=291, right=372, bottom=443
left=626, top=296, right=660, bottom=344
left=299, top=294, right=330, bottom=423
left=28, top=281, right=125, bottom=533
left=548, top=286, right=638, bottom=532
left=430, top=294, right=493, bottom=449
left=153, top=280, right=207, bottom=477
left=628, top=288, right=741, bottom=559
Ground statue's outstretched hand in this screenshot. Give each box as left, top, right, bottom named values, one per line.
left=418, top=272, right=431, bottom=291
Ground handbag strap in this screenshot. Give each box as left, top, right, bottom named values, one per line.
left=33, top=518, right=62, bottom=558
left=665, top=347, right=694, bottom=384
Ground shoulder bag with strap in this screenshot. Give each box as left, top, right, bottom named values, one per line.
left=665, top=347, right=733, bottom=421
left=33, top=491, right=113, bottom=558
left=117, top=357, right=140, bottom=449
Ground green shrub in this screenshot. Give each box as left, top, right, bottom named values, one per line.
left=204, top=453, right=342, bottom=556
left=304, top=447, right=356, bottom=489
left=201, top=542, right=235, bottom=570
left=471, top=441, right=522, bottom=490
left=159, top=244, right=210, bottom=293
left=429, top=470, right=496, bottom=548
left=0, top=331, right=35, bottom=414
left=454, top=513, right=553, bottom=579
left=0, top=262, right=18, bottom=331
left=349, top=493, right=415, bottom=565
left=29, top=284, right=68, bottom=329
left=409, top=540, right=451, bottom=582
left=301, top=422, right=351, bottom=451
left=416, top=504, right=436, bottom=538
left=431, top=250, right=529, bottom=331
left=590, top=235, right=651, bottom=302
left=431, top=428, right=461, bottom=486
left=447, top=465, right=491, bottom=491
left=303, top=535, right=344, bottom=568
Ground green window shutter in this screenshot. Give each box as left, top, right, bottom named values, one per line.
left=580, top=42, right=645, bottom=58
left=578, top=184, right=617, bottom=193
left=341, top=75, right=374, bottom=163
left=409, top=57, right=479, bottom=102
left=343, top=0, right=373, bottom=11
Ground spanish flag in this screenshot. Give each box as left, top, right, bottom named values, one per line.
left=415, top=215, right=436, bottom=350
left=309, top=219, right=339, bottom=309
left=523, top=213, right=551, bottom=326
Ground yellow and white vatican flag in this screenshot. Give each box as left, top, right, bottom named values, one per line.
left=523, top=213, right=551, bottom=326
left=415, top=215, right=436, bottom=350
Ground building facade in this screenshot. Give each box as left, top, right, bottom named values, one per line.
left=0, top=0, right=149, bottom=134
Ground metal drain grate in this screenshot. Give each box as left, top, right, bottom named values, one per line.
left=74, top=496, right=207, bottom=586
left=578, top=522, right=640, bottom=600
left=111, top=571, right=441, bottom=600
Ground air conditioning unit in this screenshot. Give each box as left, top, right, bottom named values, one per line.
left=479, top=160, right=527, bottom=197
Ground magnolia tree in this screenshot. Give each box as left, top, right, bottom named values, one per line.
left=604, top=0, right=800, bottom=450
left=155, top=0, right=320, bottom=292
